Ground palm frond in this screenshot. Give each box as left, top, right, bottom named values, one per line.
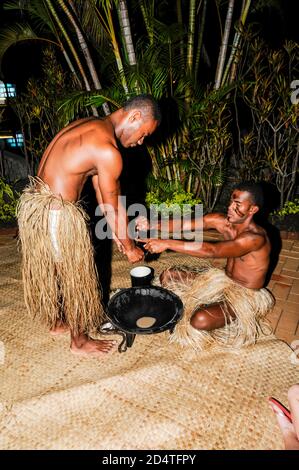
left=0, top=23, right=42, bottom=69
left=3, top=0, right=29, bottom=11
left=4, top=0, right=53, bottom=30
left=72, top=0, right=109, bottom=50
left=151, top=67, right=168, bottom=98
left=58, top=88, right=124, bottom=123
left=88, top=91, right=123, bottom=110
left=152, top=19, right=186, bottom=44
left=251, top=0, right=284, bottom=16
left=126, top=68, right=151, bottom=94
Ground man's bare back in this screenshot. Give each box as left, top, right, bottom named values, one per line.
left=38, top=117, right=117, bottom=202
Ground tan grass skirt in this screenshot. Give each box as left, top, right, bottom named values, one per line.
left=163, top=263, right=275, bottom=350
left=16, top=177, right=104, bottom=334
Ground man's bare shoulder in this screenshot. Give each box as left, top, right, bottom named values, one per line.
left=203, top=212, right=227, bottom=231
left=235, top=229, right=267, bottom=250
left=90, top=133, right=123, bottom=178
left=84, top=120, right=120, bottom=162
left=244, top=222, right=268, bottom=239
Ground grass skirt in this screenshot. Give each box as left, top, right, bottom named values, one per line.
left=17, top=177, right=104, bottom=335
left=163, top=262, right=275, bottom=351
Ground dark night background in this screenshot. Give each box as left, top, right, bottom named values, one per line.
left=1, top=1, right=299, bottom=92
left=0, top=0, right=298, bottom=228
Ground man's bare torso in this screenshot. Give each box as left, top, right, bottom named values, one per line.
left=217, top=216, right=270, bottom=289
left=37, top=117, right=116, bottom=201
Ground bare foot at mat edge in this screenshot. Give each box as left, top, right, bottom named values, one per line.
left=70, top=334, right=116, bottom=357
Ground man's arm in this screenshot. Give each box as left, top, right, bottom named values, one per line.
left=136, top=212, right=227, bottom=234
left=138, top=233, right=266, bottom=259
left=92, top=146, right=143, bottom=263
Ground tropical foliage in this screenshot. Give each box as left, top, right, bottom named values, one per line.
left=272, top=198, right=299, bottom=219
left=0, top=178, right=19, bottom=222
left=234, top=37, right=299, bottom=208
left=145, top=180, right=202, bottom=216
left=0, top=0, right=297, bottom=212
left=10, top=47, right=75, bottom=174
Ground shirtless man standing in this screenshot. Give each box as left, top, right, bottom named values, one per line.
left=137, top=182, right=274, bottom=348
left=17, top=94, right=161, bottom=356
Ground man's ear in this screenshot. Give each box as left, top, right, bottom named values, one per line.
left=250, top=205, right=259, bottom=215
left=128, top=110, right=142, bottom=123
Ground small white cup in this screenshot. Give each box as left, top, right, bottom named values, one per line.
left=130, top=266, right=153, bottom=287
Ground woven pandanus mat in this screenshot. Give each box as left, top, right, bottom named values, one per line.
left=110, top=244, right=226, bottom=290
left=0, top=239, right=298, bottom=450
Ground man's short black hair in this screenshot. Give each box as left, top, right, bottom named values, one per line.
left=123, top=94, right=161, bottom=123
left=233, top=181, right=264, bottom=209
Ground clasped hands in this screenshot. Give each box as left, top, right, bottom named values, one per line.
left=135, top=216, right=168, bottom=254
left=114, top=216, right=168, bottom=263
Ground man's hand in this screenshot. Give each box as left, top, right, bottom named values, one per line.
left=137, top=238, right=169, bottom=254
left=269, top=385, right=299, bottom=450
left=125, top=245, right=144, bottom=263
left=271, top=404, right=299, bottom=450
left=135, top=216, right=150, bottom=233
left=112, top=232, right=125, bottom=253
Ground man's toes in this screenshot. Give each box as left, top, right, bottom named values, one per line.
left=97, top=340, right=114, bottom=347
left=102, top=342, right=116, bottom=351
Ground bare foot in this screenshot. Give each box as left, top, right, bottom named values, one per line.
left=50, top=320, right=70, bottom=336
left=70, top=333, right=115, bottom=357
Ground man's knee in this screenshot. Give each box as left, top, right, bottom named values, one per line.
left=190, top=310, right=214, bottom=331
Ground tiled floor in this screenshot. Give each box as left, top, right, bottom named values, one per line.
left=267, top=239, right=299, bottom=345
left=0, top=227, right=298, bottom=346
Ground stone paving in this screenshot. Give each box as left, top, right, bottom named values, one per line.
left=0, top=226, right=298, bottom=346
left=267, top=239, right=299, bottom=345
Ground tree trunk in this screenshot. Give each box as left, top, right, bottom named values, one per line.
left=221, top=0, right=252, bottom=86
left=176, top=0, right=184, bottom=61
left=45, top=0, right=92, bottom=92
left=60, top=43, right=82, bottom=87
left=58, top=0, right=110, bottom=115
left=214, top=0, right=235, bottom=90
left=117, top=0, right=136, bottom=66
left=228, top=0, right=251, bottom=84
left=99, top=2, right=129, bottom=95
left=195, top=0, right=207, bottom=81
left=186, top=0, right=197, bottom=73
left=117, top=0, right=140, bottom=93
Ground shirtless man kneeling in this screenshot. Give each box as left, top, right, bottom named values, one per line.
left=137, top=182, right=274, bottom=349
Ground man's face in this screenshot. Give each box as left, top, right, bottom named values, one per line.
left=227, top=190, right=258, bottom=224
left=120, top=113, right=158, bottom=148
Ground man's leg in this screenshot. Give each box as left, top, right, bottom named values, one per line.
left=50, top=320, right=69, bottom=335
left=190, top=303, right=236, bottom=331
left=49, top=275, right=69, bottom=335
left=160, top=268, right=236, bottom=331
left=49, top=282, right=115, bottom=355
left=48, top=212, right=115, bottom=354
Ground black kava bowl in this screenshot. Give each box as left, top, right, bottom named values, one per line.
left=107, top=286, right=183, bottom=335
